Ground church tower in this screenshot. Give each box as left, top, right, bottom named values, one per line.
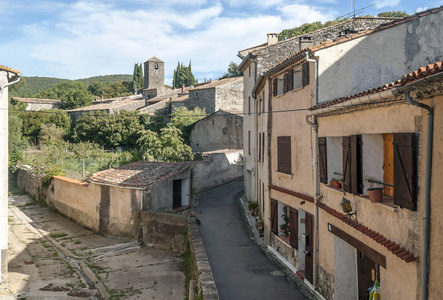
left=144, top=57, right=164, bottom=90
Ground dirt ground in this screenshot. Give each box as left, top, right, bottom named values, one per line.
left=4, top=195, right=185, bottom=300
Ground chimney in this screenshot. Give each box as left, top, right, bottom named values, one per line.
left=299, top=36, right=313, bottom=50
left=181, top=83, right=185, bottom=93
left=267, top=33, right=278, bottom=45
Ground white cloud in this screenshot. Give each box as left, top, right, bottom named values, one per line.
left=278, top=4, right=337, bottom=25
left=375, top=0, right=400, bottom=9
left=415, top=6, right=428, bottom=13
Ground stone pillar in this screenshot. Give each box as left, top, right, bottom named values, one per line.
left=0, top=71, right=9, bottom=284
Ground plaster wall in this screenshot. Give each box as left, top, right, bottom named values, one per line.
left=0, top=71, right=8, bottom=283
left=146, top=167, right=190, bottom=211
left=191, top=151, right=243, bottom=194
left=190, top=112, right=243, bottom=152
left=334, top=236, right=358, bottom=300
left=270, top=63, right=315, bottom=197
left=316, top=10, right=443, bottom=102
left=214, top=79, right=243, bottom=112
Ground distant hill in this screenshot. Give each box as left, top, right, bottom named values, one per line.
left=9, top=74, right=132, bottom=98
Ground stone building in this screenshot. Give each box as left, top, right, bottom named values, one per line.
left=190, top=110, right=243, bottom=153
left=142, top=57, right=171, bottom=99
left=244, top=6, right=443, bottom=300
left=12, top=97, right=61, bottom=111
left=0, top=65, right=21, bottom=285
left=187, top=77, right=243, bottom=114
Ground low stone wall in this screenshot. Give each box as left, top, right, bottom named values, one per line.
left=134, top=211, right=187, bottom=252
left=192, top=151, right=243, bottom=194
left=17, top=169, right=47, bottom=202
left=270, top=234, right=299, bottom=269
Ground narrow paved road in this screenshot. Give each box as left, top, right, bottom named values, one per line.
left=195, top=182, right=306, bottom=300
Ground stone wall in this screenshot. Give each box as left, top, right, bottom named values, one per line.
left=270, top=234, right=298, bottom=269
left=26, top=102, right=60, bottom=111
left=17, top=168, right=47, bottom=202
left=111, top=99, right=146, bottom=113
left=188, top=88, right=216, bottom=113
left=317, top=265, right=334, bottom=300
left=190, top=111, right=243, bottom=152
left=215, top=79, right=243, bottom=112
left=134, top=211, right=187, bottom=252
left=191, top=151, right=243, bottom=194
left=139, top=99, right=170, bottom=114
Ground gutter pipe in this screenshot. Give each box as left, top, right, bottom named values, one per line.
left=0, top=74, right=21, bottom=97
left=405, top=91, right=433, bottom=300
left=305, top=52, right=319, bottom=289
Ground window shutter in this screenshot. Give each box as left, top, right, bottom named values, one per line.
left=288, top=70, right=294, bottom=92
left=318, top=137, right=328, bottom=184
left=289, top=207, right=298, bottom=249
left=262, top=132, right=265, bottom=163
left=302, top=62, right=310, bottom=87
left=283, top=74, right=288, bottom=94
left=273, top=78, right=278, bottom=96
left=278, top=136, right=292, bottom=174
left=342, top=136, right=352, bottom=192
left=258, top=133, right=262, bottom=162
left=350, top=135, right=363, bottom=194
left=271, top=199, right=278, bottom=234
left=393, top=133, right=416, bottom=210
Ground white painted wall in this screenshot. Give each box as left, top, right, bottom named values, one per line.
left=334, top=236, right=358, bottom=300
left=0, top=71, right=8, bottom=282
left=327, top=137, right=343, bottom=182
left=362, top=134, right=384, bottom=194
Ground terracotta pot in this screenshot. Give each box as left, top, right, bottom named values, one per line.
left=368, top=188, right=383, bottom=203
left=330, top=180, right=342, bottom=189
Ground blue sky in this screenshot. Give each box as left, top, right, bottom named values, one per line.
left=0, top=0, right=438, bottom=85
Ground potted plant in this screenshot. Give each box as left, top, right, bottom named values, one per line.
left=280, top=222, right=290, bottom=237
left=367, top=179, right=383, bottom=203
left=330, top=178, right=342, bottom=189
left=248, top=201, right=259, bottom=215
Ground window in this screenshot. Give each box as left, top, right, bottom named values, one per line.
left=318, top=137, right=328, bottom=184
left=258, top=133, right=262, bottom=162
left=272, top=78, right=278, bottom=97
left=302, top=62, right=310, bottom=87
left=271, top=199, right=278, bottom=234
left=262, top=132, right=265, bottom=163
left=393, top=133, right=416, bottom=210
left=289, top=207, right=299, bottom=249
left=342, top=135, right=363, bottom=194
left=248, top=131, right=251, bottom=155
left=262, top=91, right=265, bottom=112
left=154, top=63, right=158, bottom=69
left=283, top=70, right=293, bottom=93
left=294, top=70, right=303, bottom=90
left=249, top=65, right=251, bottom=77
left=277, top=136, right=291, bottom=174
left=248, top=96, right=251, bottom=115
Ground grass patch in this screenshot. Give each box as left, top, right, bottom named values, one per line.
left=50, top=232, right=68, bottom=239
left=74, top=240, right=81, bottom=244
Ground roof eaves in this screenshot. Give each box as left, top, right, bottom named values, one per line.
left=0, top=65, right=20, bottom=74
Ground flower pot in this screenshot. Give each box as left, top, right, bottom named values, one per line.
left=330, top=180, right=342, bottom=189
left=368, top=188, right=383, bottom=203
left=250, top=208, right=256, bottom=215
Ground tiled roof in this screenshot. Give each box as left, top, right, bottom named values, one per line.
left=147, top=56, right=163, bottom=63
left=189, top=77, right=241, bottom=91
left=170, top=94, right=189, bottom=102
left=12, top=97, right=61, bottom=104
left=68, top=96, right=145, bottom=112
left=317, top=202, right=417, bottom=263
left=90, top=161, right=190, bottom=188
left=310, top=61, right=443, bottom=110
left=0, top=65, right=20, bottom=74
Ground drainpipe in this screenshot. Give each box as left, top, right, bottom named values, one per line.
left=405, top=91, right=433, bottom=300
left=0, top=74, right=21, bottom=96
left=305, top=52, right=319, bottom=289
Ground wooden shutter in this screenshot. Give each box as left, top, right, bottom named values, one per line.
left=273, top=78, right=278, bottom=96
left=271, top=199, right=278, bottom=234
left=288, top=70, right=294, bottom=92
left=342, top=136, right=352, bottom=192
left=248, top=131, right=251, bottom=155
left=283, top=74, right=288, bottom=94
left=289, top=207, right=298, bottom=249
left=262, top=132, right=265, bottom=163
left=350, top=135, right=363, bottom=194
left=278, top=136, right=292, bottom=174
left=393, top=133, right=416, bottom=210
left=302, top=62, right=310, bottom=87
left=258, top=133, right=262, bottom=162
left=318, top=137, right=328, bottom=184
left=248, top=96, right=251, bottom=115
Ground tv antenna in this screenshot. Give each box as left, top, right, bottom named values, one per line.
left=336, top=3, right=377, bottom=20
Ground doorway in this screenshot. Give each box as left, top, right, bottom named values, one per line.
left=358, top=251, right=379, bottom=300
left=173, top=179, right=182, bottom=209
left=304, top=212, right=314, bottom=283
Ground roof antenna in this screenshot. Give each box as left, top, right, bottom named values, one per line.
left=336, top=3, right=377, bottom=20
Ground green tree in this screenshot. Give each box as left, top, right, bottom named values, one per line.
left=172, top=61, right=196, bottom=88
left=377, top=11, right=409, bottom=18
left=132, top=63, right=144, bottom=92
left=35, top=81, right=94, bottom=109
left=38, top=124, right=64, bottom=146
left=220, top=62, right=243, bottom=79
left=152, top=126, right=193, bottom=162
left=278, top=18, right=348, bottom=41
left=170, top=107, right=206, bottom=144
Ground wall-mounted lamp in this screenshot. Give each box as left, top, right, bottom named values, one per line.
left=300, top=201, right=306, bottom=205
left=340, top=197, right=357, bottom=220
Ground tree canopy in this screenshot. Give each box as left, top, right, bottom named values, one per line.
left=172, top=61, right=195, bottom=88
left=220, top=62, right=242, bottom=79
left=377, top=11, right=409, bottom=18
left=35, top=81, right=94, bottom=109
left=132, top=63, right=144, bottom=91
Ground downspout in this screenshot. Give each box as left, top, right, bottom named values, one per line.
left=0, top=74, right=21, bottom=96
left=305, top=52, right=319, bottom=289
left=405, top=91, right=433, bottom=300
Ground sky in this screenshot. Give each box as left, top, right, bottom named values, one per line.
left=0, top=0, right=439, bottom=85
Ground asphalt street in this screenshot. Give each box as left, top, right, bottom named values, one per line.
left=195, top=181, right=307, bottom=300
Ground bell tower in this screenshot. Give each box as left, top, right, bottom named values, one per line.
left=144, top=57, right=164, bottom=90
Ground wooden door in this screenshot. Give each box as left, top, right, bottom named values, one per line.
left=173, top=179, right=182, bottom=209
left=383, top=134, right=394, bottom=196
left=305, top=212, right=314, bottom=283
left=357, top=250, right=379, bottom=300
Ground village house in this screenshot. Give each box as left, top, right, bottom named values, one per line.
left=0, top=65, right=21, bottom=285
left=11, top=97, right=61, bottom=111
left=238, top=17, right=397, bottom=209
left=246, top=6, right=443, bottom=300
left=18, top=161, right=191, bottom=237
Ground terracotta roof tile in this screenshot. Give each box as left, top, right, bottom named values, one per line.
left=90, top=161, right=190, bottom=188
left=0, top=65, right=20, bottom=74
left=12, top=97, right=62, bottom=104
left=317, top=202, right=417, bottom=263
left=310, top=61, right=443, bottom=110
